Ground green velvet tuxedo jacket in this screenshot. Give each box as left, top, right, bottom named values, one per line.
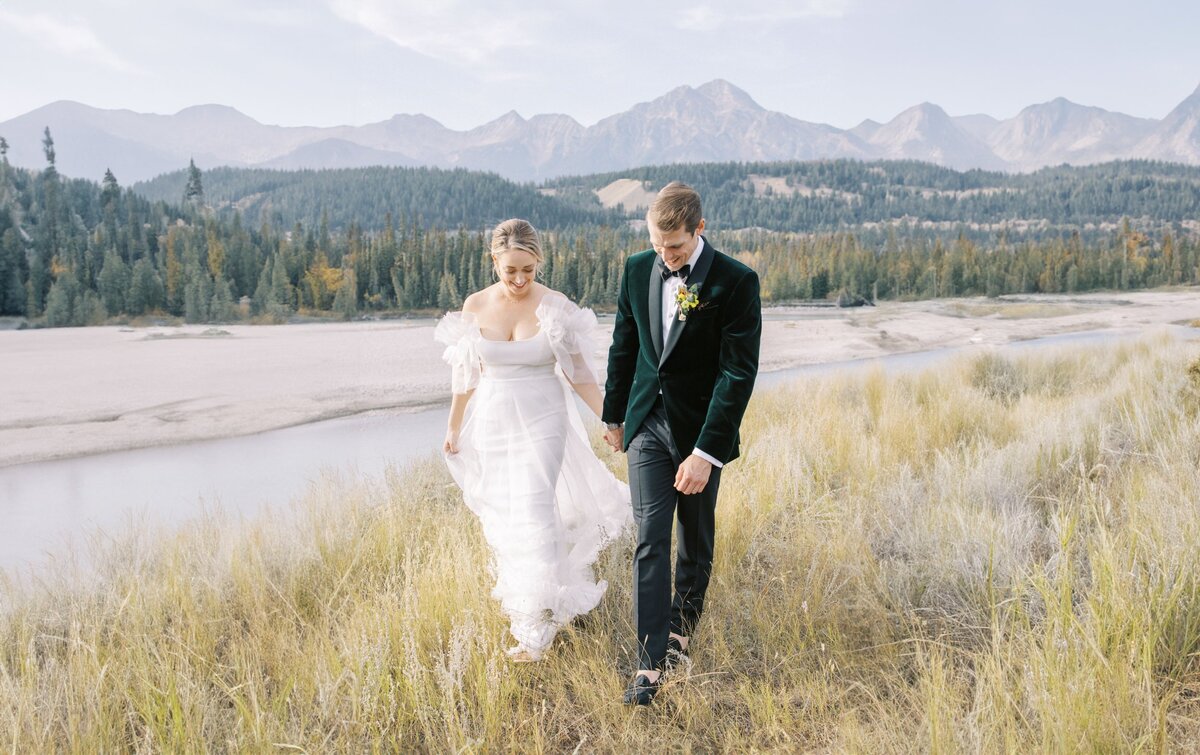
left=602, top=239, right=761, bottom=464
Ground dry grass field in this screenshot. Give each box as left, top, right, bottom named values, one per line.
left=4, top=331, right=1200, bottom=751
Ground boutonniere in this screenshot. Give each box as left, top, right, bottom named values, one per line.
left=675, top=283, right=701, bottom=321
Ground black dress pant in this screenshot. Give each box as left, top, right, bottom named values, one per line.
left=627, top=398, right=720, bottom=671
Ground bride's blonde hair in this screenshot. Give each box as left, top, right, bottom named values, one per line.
left=490, top=218, right=544, bottom=262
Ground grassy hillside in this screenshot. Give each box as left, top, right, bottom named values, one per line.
left=4, top=333, right=1200, bottom=750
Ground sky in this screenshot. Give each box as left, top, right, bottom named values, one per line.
left=1, top=0, right=1198, bottom=131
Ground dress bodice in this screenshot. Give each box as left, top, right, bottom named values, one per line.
left=434, top=294, right=601, bottom=393
left=477, top=330, right=557, bottom=380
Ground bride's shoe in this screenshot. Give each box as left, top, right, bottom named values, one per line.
left=506, top=645, right=541, bottom=663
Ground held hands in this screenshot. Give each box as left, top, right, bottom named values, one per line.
left=674, top=454, right=712, bottom=495
left=443, top=428, right=460, bottom=455
left=603, top=426, right=624, bottom=453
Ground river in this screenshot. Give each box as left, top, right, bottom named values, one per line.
left=0, top=326, right=1179, bottom=578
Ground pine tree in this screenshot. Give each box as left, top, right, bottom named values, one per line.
left=269, top=252, right=294, bottom=316
left=251, top=258, right=273, bottom=315
left=0, top=226, right=26, bottom=315
left=210, top=277, right=235, bottom=321
left=389, top=263, right=406, bottom=309
left=183, top=266, right=212, bottom=323
left=80, top=290, right=106, bottom=325
left=28, top=128, right=62, bottom=317
left=44, top=277, right=77, bottom=327
left=437, top=271, right=460, bottom=310
left=97, top=248, right=129, bottom=314
left=26, top=254, right=47, bottom=317
left=164, top=227, right=184, bottom=314
left=127, top=257, right=163, bottom=315
left=184, top=159, right=204, bottom=206
left=333, top=268, right=358, bottom=319
left=101, top=169, right=120, bottom=209
left=42, top=128, right=56, bottom=172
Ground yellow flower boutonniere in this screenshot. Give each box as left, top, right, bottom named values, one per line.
left=675, top=283, right=700, bottom=321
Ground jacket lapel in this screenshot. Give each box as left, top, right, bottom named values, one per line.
left=648, top=258, right=664, bottom=359
left=660, top=238, right=715, bottom=367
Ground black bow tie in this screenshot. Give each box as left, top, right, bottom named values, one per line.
left=661, top=264, right=691, bottom=282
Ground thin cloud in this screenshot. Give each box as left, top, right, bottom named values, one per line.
left=678, top=6, right=723, bottom=31
left=328, top=0, right=541, bottom=66
left=675, top=0, right=850, bottom=31
left=792, top=0, right=853, bottom=18
left=238, top=7, right=321, bottom=28
left=0, top=8, right=143, bottom=74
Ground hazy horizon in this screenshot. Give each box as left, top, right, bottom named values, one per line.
left=1, top=0, right=1197, bottom=131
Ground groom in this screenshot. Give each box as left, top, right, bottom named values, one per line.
left=603, top=182, right=761, bottom=705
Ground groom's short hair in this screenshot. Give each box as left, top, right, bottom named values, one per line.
left=648, top=182, right=702, bottom=234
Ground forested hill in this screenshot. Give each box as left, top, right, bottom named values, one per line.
left=132, top=166, right=617, bottom=232
left=130, top=160, right=1200, bottom=239
left=0, top=147, right=629, bottom=326
left=546, top=160, right=1200, bottom=235
left=4, top=136, right=1200, bottom=329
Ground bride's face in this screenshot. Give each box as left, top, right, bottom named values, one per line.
left=495, top=249, right=538, bottom=299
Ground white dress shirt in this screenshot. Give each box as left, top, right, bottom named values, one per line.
left=659, top=238, right=723, bottom=469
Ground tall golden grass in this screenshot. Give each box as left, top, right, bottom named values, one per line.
left=4, top=331, right=1200, bottom=751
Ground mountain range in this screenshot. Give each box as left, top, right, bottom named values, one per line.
left=1, top=79, right=1198, bottom=184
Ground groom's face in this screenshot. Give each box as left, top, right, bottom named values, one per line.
left=649, top=218, right=705, bottom=272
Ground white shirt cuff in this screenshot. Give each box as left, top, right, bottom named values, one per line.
left=692, top=447, right=723, bottom=468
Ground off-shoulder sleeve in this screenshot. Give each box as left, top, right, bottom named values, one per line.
left=433, top=311, right=482, bottom=393
left=538, top=295, right=600, bottom=385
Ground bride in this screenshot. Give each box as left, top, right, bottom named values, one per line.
left=435, top=219, right=631, bottom=662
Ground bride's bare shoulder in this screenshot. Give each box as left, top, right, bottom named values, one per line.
left=537, top=287, right=572, bottom=307
left=463, top=286, right=496, bottom=314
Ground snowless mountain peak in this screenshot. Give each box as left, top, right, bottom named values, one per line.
left=695, top=79, right=762, bottom=109
left=2, top=80, right=1199, bottom=181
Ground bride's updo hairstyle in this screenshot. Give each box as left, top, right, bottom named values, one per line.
left=491, top=218, right=544, bottom=264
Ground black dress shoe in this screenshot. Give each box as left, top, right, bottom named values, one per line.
left=623, top=674, right=661, bottom=706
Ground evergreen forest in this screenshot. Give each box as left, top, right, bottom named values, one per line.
left=2, top=129, right=1199, bottom=328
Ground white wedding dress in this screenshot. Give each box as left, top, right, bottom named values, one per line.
left=435, top=295, right=631, bottom=658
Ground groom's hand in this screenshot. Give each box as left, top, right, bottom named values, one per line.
left=604, top=426, right=624, bottom=452
left=675, top=455, right=712, bottom=495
